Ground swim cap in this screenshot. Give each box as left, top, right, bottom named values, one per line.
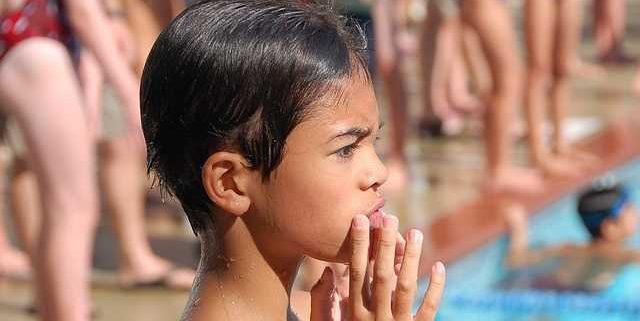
left=577, top=184, right=631, bottom=239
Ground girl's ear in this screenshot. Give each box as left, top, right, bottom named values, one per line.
left=202, top=152, right=253, bottom=216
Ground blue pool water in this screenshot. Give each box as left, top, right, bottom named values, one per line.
left=420, top=158, right=640, bottom=321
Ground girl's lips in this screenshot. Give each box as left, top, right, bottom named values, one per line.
left=367, top=198, right=386, bottom=228
left=369, top=209, right=386, bottom=229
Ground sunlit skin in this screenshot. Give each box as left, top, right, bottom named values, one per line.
left=181, top=66, right=446, bottom=320
left=186, top=74, right=387, bottom=320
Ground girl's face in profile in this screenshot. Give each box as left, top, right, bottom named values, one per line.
left=249, top=76, right=388, bottom=262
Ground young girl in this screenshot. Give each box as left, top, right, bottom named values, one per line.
left=141, top=1, right=445, bottom=320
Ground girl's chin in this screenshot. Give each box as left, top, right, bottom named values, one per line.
left=308, top=246, right=350, bottom=264
left=305, top=227, right=352, bottom=263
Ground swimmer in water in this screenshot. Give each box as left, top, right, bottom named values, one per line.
left=505, top=183, right=639, bottom=292
left=141, top=1, right=446, bottom=320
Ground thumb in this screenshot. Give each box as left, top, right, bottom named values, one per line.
left=310, top=267, right=336, bottom=321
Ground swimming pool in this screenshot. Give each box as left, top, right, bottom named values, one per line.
left=419, top=158, right=640, bottom=321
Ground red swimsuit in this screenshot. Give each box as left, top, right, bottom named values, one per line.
left=0, top=0, right=74, bottom=59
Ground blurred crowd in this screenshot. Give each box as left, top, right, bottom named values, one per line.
left=0, top=0, right=637, bottom=321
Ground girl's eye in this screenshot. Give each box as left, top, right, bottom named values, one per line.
left=335, top=143, right=360, bottom=159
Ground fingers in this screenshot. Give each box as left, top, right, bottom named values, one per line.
left=372, top=215, right=398, bottom=319
left=395, top=232, right=406, bottom=274
left=415, top=261, right=446, bottom=321
left=310, top=267, right=336, bottom=321
left=393, top=229, right=423, bottom=318
left=349, top=214, right=370, bottom=319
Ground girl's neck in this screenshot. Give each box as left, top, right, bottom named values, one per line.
left=184, top=217, right=303, bottom=321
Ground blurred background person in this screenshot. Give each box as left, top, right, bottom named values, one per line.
left=80, top=0, right=193, bottom=289
left=0, top=0, right=142, bottom=320
left=458, top=0, right=544, bottom=193
left=593, top=0, right=634, bottom=64
left=120, top=0, right=185, bottom=75
left=371, top=0, right=415, bottom=191
left=0, top=148, right=30, bottom=280
left=523, top=0, right=596, bottom=179
left=419, top=0, right=482, bottom=138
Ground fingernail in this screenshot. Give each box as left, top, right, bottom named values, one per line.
left=409, top=229, right=423, bottom=243
left=433, top=261, right=445, bottom=275
left=353, top=215, right=368, bottom=229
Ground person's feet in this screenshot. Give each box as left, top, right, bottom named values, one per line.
left=0, top=247, right=31, bottom=280
left=556, top=147, right=600, bottom=171
left=119, top=256, right=194, bottom=290
left=485, top=166, right=544, bottom=194
left=599, top=50, right=637, bottom=65
left=536, top=154, right=584, bottom=179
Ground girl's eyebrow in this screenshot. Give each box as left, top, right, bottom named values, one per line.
left=327, top=122, right=384, bottom=143
left=328, top=126, right=371, bottom=143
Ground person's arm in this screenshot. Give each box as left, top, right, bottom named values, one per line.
left=64, top=0, right=142, bottom=143
left=505, top=204, right=531, bottom=267
left=504, top=204, right=566, bottom=267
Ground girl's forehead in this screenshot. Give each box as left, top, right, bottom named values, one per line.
left=289, top=82, right=379, bottom=145
left=312, top=78, right=379, bottom=125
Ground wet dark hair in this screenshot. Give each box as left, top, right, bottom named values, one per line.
left=141, top=0, right=369, bottom=235
left=577, top=184, right=631, bottom=239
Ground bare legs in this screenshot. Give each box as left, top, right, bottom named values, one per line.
left=594, top=0, right=632, bottom=63
left=98, top=138, right=189, bottom=286
left=4, top=49, right=193, bottom=291
left=461, top=0, right=543, bottom=192
left=373, top=0, right=409, bottom=191
left=524, top=0, right=589, bottom=178
left=0, top=154, right=31, bottom=279
left=80, top=47, right=193, bottom=288
left=419, top=3, right=466, bottom=136
left=8, top=157, right=41, bottom=258
left=0, top=38, right=98, bottom=321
